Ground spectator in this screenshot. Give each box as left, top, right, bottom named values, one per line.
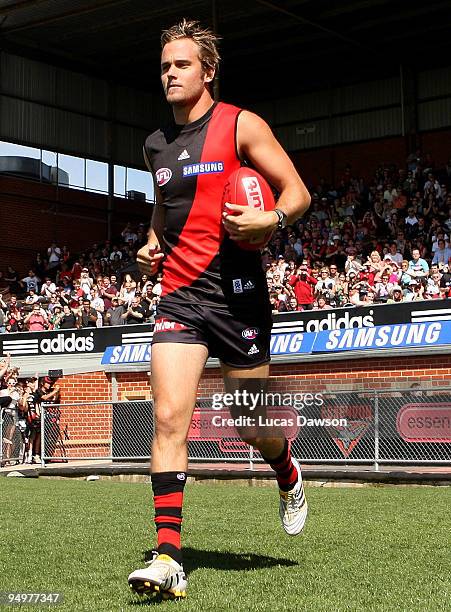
left=109, top=246, right=123, bottom=262
left=385, top=242, right=403, bottom=266
left=40, top=277, right=57, bottom=300
left=47, top=294, right=61, bottom=314
left=408, top=248, right=429, bottom=280
left=20, top=269, right=40, bottom=293
left=23, top=303, right=48, bottom=331
left=0, top=272, right=10, bottom=301
left=20, top=377, right=40, bottom=464
left=5, top=266, right=21, bottom=295
left=80, top=267, right=95, bottom=297
left=121, top=222, right=138, bottom=244
left=313, top=295, right=332, bottom=310
left=47, top=242, right=62, bottom=269
left=141, top=287, right=158, bottom=323
left=24, top=289, right=40, bottom=306
left=405, top=279, right=425, bottom=302
left=59, top=304, right=77, bottom=329
left=89, top=287, right=105, bottom=323
left=152, top=274, right=163, bottom=298
left=289, top=265, right=316, bottom=310
left=333, top=273, right=349, bottom=306
left=426, top=271, right=442, bottom=297
left=315, top=267, right=335, bottom=295
left=387, top=285, right=404, bottom=303
left=77, top=299, right=98, bottom=328
left=110, top=274, right=119, bottom=290
left=286, top=297, right=301, bottom=312
left=6, top=295, right=23, bottom=321
left=105, top=296, right=127, bottom=326
left=123, top=296, right=146, bottom=325
left=345, top=250, right=363, bottom=277
left=69, top=279, right=84, bottom=308
left=374, top=272, right=394, bottom=303
left=432, top=239, right=451, bottom=265
left=57, top=262, right=73, bottom=285
left=137, top=274, right=152, bottom=294
left=99, top=276, right=118, bottom=311
left=48, top=305, right=64, bottom=329
left=119, top=274, right=136, bottom=306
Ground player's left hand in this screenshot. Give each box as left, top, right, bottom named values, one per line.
left=222, top=203, right=277, bottom=241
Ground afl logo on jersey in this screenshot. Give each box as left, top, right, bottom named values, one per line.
left=156, top=167, right=172, bottom=186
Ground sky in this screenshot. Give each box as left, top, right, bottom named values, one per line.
left=0, top=140, right=154, bottom=202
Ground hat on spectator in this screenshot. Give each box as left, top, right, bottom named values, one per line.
left=333, top=235, right=340, bottom=240
left=384, top=257, right=398, bottom=268
left=82, top=267, right=89, bottom=272
left=391, top=285, right=402, bottom=293
left=409, top=279, right=419, bottom=285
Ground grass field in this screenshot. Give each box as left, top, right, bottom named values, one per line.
left=0, top=479, right=450, bottom=612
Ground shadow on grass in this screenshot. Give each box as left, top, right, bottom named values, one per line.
left=128, top=547, right=297, bottom=606
left=178, top=547, right=298, bottom=574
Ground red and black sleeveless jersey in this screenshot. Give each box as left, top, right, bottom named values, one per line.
left=144, top=101, right=265, bottom=305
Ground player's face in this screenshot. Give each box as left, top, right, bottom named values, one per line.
left=161, top=38, right=213, bottom=106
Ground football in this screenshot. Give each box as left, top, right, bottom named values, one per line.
left=222, top=166, right=276, bottom=251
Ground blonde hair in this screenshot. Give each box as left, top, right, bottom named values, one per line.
left=161, top=19, right=220, bottom=76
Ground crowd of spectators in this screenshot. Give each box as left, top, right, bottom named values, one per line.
left=0, top=353, right=61, bottom=465
left=0, top=222, right=162, bottom=332
left=0, top=152, right=450, bottom=331
left=263, top=152, right=451, bottom=312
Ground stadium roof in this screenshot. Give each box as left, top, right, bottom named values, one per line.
left=0, top=0, right=450, bottom=104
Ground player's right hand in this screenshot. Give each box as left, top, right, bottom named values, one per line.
left=137, top=243, right=164, bottom=276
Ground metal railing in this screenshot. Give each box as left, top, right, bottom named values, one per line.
left=0, top=408, right=23, bottom=466
left=32, top=388, right=451, bottom=472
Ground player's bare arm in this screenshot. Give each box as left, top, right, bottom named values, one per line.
left=136, top=174, right=166, bottom=276
left=222, top=111, right=311, bottom=241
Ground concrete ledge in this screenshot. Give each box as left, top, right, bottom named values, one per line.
left=2, top=462, right=450, bottom=486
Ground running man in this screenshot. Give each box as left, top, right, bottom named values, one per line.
left=128, top=19, right=311, bottom=600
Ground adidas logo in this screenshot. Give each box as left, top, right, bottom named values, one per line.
left=248, top=344, right=259, bottom=355
left=178, top=149, right=190, bottom=160
left=243, top=279, right=255, bottom=291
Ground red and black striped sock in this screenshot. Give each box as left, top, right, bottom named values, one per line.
left=151, top=471, right=187, bottom=565
left=262, top=439, right=298, bottom=492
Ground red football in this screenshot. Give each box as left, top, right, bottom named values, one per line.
left=222, top=167, right=276, bottom=251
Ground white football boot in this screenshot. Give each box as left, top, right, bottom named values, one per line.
left=128, top=553, right=187, bottom=600
left=279, top=457, right=308, bottom=535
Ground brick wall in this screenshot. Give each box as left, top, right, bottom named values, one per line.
left=291, top=136, right=407, bottom=186
left=0, top=174, right=150, bottom=272
left=51, top=371, right=111, bottom=458
left=46, top=353, right=450, bottom=458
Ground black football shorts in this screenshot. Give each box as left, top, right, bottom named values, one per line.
left=152, top=293, right=272, bottom=368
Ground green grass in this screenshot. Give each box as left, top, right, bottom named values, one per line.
left=0, top=480, right=450, bottom=612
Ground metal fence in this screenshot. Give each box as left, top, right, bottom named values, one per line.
left=0, top=408, right=23, bottom=466
left=30, top=388, right=451, bottom=471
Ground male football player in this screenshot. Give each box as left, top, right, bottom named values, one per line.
left=128, top=19, right=311, bottom=600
